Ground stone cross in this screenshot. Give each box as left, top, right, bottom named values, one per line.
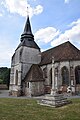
left=51, top=57, right=56, bottom=95
left=27, top=6, right=29, bottom=16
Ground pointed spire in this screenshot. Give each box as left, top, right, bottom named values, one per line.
left=18, top=7, right=40, bottom=50
left=23, top=15, right=32, bottom=35
left=23, top=6, right=32, bottom=35
left=21, top=11, right=34, bottom=41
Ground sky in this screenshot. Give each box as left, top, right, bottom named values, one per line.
left=0, top=0, right=80, bottom=67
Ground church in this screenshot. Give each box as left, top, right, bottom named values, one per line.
left=9, top=15, right=80, bottom=97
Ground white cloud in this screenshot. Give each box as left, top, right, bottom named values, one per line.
left=69, top=19, right=80, bottom=27
left=34, top=27, right=60, bottom=44
left=2, top=0, right=43, bottom=17
left=34, top=18, right=80, bottom=49
left=34, top=5, right=43, bottom=15
left=0, top=12, right=3, bottom=17
left=51, top=19, right=80, bottom=48
left=0, top=9, right=5, bottom=17
left=64, top=0, right=71, bottom=4
left=0, top=36, right=17, bottom=67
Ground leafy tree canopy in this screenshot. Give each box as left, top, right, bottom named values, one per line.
left=0, top=67, right=10, bottom=88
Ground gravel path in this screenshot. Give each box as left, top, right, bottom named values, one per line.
left=0, top=90, right=80, bottom=99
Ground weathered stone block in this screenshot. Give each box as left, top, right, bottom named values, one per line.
left=38, top=94, right=71, bottom=107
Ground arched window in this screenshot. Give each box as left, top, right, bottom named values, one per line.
left=15, top=70, right=18, bottom=85
left=61, top=66, right=69, bottom=85
left=75, top=66, right=80, bottom=84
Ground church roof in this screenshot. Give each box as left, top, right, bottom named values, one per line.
left=17, top=38, right=40, bottom=50
left=17, top=16, right=40, bottom=50
left=40, top=41, right=80, bottom=66
left=24, top=64, right=44, bottom=82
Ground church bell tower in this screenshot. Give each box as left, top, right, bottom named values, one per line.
left=9, top=15, right=41, bottom=96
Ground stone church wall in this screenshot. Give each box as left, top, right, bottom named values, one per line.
left=10, top=45, right=41, bottom=96
left=41, top=64, right=52, bottom=93
left=41, top=64, right=52, bottom=85
left=30, top=81, right=44, bottom=96
left=25, top=81, right=44, bottom=97
left=21, top=47, right=41, bottom=64
left=41, top=60, right=80, bottom=94
left=21, top=47, right=41, bottom=80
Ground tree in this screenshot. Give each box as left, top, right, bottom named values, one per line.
left=0, top=67, right=10, bottom=89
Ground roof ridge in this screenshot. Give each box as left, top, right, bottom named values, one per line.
left=41, top=41, right=79, bottom=54
left=40, top=41, right=80, bottom=66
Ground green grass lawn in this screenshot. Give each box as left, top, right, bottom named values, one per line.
left=0, top=98, right=80, bottom=120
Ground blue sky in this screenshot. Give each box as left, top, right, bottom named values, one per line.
left=0, top=0, right=80, bottom=67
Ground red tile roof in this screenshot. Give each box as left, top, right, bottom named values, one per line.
left=40, top=41, right=80, bottom=66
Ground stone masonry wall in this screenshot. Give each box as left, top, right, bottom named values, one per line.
left=25, top=81, right=44, bottom=97
left=41, top=60, right=80, bottom=94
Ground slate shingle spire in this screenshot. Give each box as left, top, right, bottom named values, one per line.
left=21, top=15, right=34, bottom=41
left=24, top=15, right=32, bottom=34
left=17, top=15, right=40, bottom=50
